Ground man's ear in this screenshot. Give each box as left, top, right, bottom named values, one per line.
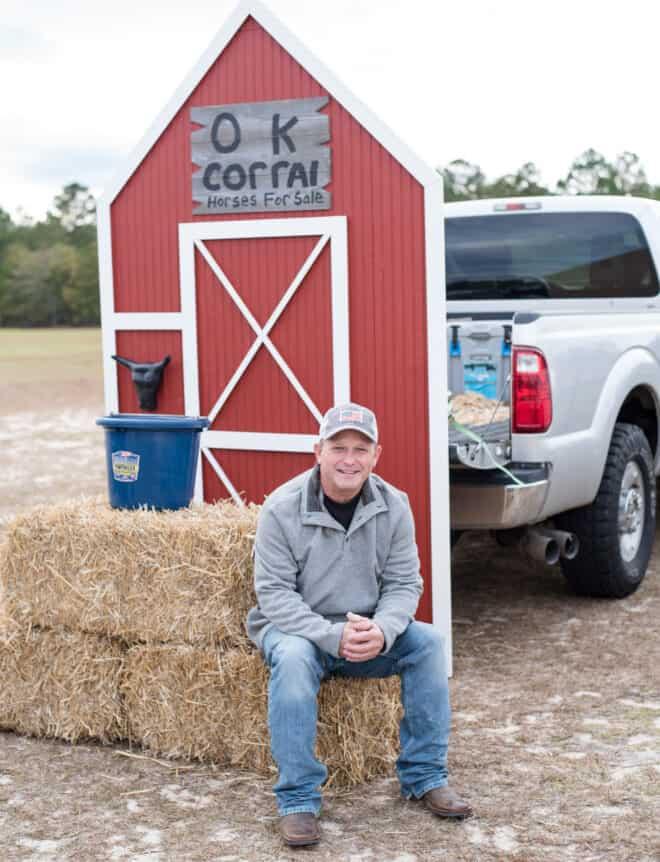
left=373, top=444, right=382, bottom=467
left=313, top=441, right=322, bottom=463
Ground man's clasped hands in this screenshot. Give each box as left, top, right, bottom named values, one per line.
left=338, top=611, right=385, bottom=662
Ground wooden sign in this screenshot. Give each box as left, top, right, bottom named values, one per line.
left=191, top=97, right=331, bottom=214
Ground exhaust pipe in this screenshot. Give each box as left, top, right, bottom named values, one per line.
left=520, top=528, right=560, bottom=566
left=534, top=527, right=580, bottom=560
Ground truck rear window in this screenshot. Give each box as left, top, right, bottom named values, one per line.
left=445, top=212, right=659, bottom=300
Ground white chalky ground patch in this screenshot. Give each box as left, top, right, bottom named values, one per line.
left=160, top=784, right=212, bottom=809
left=530, top=805, right=554, bottom=817
left=0, top=776, right=13, bottom=785
left=109, top=843, right=130, bottom=861
left=387, top=855, right=418, bottom=862
left=493, top=826, right=519, bottom=853
left=525, top=712, right=553, bottom=724
left=489, top=723, right=521, bottom=736
left=547, top=695, right=563, bottom=705
left=582, top=718, right=609, bottom=726
left=206, top=778, right=230, bottom=791
left=136, top=826, right=162, bottom=846
left=126, top=799, right=141, bottom=813
left=612, top=750, right=660, bottom=781
left=627, top=734, right=656, bottom=746
left=210, top=827, right=240, bottom=843
left=453, top=712, right=483, bottom=722
left=465, top=822, right=487, bottom=845
left=16, top=838, right=68, bottom=858
left=8, top=793, right=25, bottom=806
left=621, top=598, right=655, bottom=613
left=321, top=819, right=344, bottom=835
left=588, top=805, right=630, bottom=817
left=619, top=699, right=660, bottom=711
left=561, top=752, right=587, bottom=760
left=525, top=745, right=553, bottom=755
left=574, top=691, right=602, bottom=698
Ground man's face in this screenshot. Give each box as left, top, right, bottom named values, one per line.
left=314, top=430, right=381, bottom=502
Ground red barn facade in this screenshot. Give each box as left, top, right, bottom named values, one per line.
left=98, top=1, right=451, bottom=660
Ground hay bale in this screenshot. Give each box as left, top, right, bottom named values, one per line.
left=0, top=626, right=126, bottom=743
left=450, top=392, right=510, bottom=426
left=0, top=498, right=258, bottom=646
left=123, top=645, right=402, bottom=788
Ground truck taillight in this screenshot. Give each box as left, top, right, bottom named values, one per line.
left=512, top=347, right=552, bottom=433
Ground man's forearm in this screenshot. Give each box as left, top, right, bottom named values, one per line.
left=256, top=583, right=346, bottom=656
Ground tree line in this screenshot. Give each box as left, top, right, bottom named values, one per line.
left=441, top=148, right=660, bottom=202
left=0, top=183, right=99, bottom=327
left=2, top=150, right=660, bottom=327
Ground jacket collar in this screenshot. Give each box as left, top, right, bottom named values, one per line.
left=301, top=465, right=388, bottom=533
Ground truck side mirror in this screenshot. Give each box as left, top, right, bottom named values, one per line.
left=112, top=354, right=171, bottom=411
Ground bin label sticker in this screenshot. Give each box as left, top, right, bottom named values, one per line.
left=112, top=450, right=140, bottom=483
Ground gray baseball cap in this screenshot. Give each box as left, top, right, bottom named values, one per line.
left=318, top=403, right=378, bottom=442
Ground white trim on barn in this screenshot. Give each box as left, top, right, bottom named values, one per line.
left=424, top=182, right=452, bottom=675
left=97, top=203, right=118, bottom=414
left=112, top=313, right=184, bottom=330
left=96, top=0, right=451, bottom=665
left=178, top=215, right=349, bottom=507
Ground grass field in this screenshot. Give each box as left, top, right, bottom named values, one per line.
left=0, top=327, right=103, bottom=386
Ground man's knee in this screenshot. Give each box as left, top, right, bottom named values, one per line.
left=267, top=633, right=323, bottom=678
left=399, top=622, right=447, bottom=663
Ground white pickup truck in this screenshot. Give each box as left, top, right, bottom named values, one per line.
left=446, top=194, right=660, bottom=599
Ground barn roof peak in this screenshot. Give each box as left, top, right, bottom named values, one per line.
left=100, top=0, right=442, bottom=206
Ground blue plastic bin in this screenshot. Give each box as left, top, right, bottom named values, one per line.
left=96, top=414, right=209, bottom=510
left=463, top=363, right=498, bottom=400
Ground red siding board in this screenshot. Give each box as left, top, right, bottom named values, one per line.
left=115, top=331, right=184, bottom=415
left=110, top=16, right=433, bottom=621
left=203, top=450, right=315, bottom=504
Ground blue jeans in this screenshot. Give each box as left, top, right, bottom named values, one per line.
left=261, top=621, right=451, bottom=816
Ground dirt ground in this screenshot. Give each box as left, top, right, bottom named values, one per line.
left=0, top=360, right=659, bottom=861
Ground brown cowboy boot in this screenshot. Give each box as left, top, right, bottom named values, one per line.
left=280, top=812, right=321, bottom=846
left=423, top=786, right=473, bottom=819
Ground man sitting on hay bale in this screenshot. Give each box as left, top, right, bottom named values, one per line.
left=247, top=403, right=472, bottom=847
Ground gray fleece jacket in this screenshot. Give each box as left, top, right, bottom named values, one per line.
left=246, top=465, right=423, bottom=658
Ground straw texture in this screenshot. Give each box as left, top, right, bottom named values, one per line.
left=0, top=498, right=258, bottom=646
left=0, top=626, right=126, bottom=743
left=1, top=498, right=406, bottom=786
left=123, top=644, right=402, bottom=788
left=450, top=392, right=510, bottom=425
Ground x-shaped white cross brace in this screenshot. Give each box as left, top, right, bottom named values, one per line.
left=195, top=234, right=330, bottom=505
left=195, top=235, right=329, bottom=426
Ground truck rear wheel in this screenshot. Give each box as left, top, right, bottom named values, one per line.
left=555, top=423, right=656, bottom=598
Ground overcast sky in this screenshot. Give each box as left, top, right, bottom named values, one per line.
left=4, top=0, right=660, bottom=220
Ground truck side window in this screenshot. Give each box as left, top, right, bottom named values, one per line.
left=446, top=212, right=659, bottom=300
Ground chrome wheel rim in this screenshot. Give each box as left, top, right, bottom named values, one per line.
left=618, top=461, right=645, bottom=562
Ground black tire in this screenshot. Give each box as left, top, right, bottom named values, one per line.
left=555, top=422, right=656, bottom=598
